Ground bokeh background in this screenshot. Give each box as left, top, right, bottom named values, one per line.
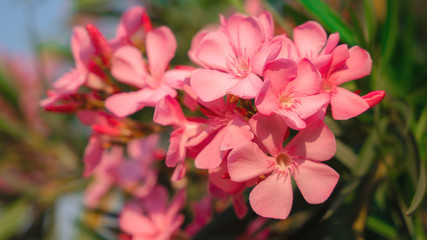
left=0, top=0, right=426, bottom=239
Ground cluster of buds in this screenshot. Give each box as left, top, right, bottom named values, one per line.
left=42, top=5, right=385, bottom=239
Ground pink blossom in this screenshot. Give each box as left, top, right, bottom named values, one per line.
left=256, top=58, right=329, bottom=129
left=105, top=27, right=192, bottom=117
left=113, top=6, right=152, bottom=48
left=228, top=114, right=339, bottom=219
left=119, top=186, right=186, bottom=240
left=190, top=12, right=281, bottom=101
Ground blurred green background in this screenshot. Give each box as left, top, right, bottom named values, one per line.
left=0, top=0, right=426, bottom=239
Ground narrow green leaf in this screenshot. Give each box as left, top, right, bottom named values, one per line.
left=0, top=200, right=30, bottom=239
left=362, top=0, right=376, bottom=44
left=335, top=140, right=358, bottom=170
left=406, top=163, right=426, bottom=215
left=415, top=107, right=427, bottom=143
left=380, top=0, right=398, bottom=67
left=366, top=215, right=398, bottom=239
left=298, top=0, right=356, bottom=45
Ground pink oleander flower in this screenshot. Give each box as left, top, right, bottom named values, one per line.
left=256, top=58, right=329, bottom=129
left=190, top=12, right=281, bottom=101
left=105, top=27, right=192, bottom=117
left=120, top=186, right=186, bottom=240
left=277, top=21, right=384, bottom=120
left=228, top=113, right=339, bottom=219
left=154, top=96, right=208, bottom=181
left=84, top=135, right=160, bottom=208
left=113, top=6, right=152, bottom=48
left=41, top=24, right=112, bottom=109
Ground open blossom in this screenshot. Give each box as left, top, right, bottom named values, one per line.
left=228, top=114, right=339, bottom=219
left=105, top=22, right=192, bottom=117
left=256, top=58, right=329, bottom=129
left=84, top=135, right=160, bottom=208
left=41, top=24, right=113, bottom=109
left=277, top=21, right=384, bottom=120
left=190, top=12, right=281, bottom=101
left=120, top=186, right=186, bottom=240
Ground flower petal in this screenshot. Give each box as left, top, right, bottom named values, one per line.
left=249, top=172, right=293, bottom=219
left=120, top=206, right=157, bottom=236
left=293, top=21, right=327, bottom=58
left=330, top=46, right=372, bottom=86
left=195, top=31, right=235, bottom=71
left=228, top=73, right=263, bottom=99
left=146, top=26, right=177, bottom=77
left=220, top=113, right=254, bottom=150
left=331, top=87, right=369, bottom=120
left=111, top=46, right=147, bottom=88
left=293, top=160, right=339, bottom=204
left=285, top=121, right=336, bottom=161
left=190, top=69, right=239, bottom=102
left=249, top=113, right=288, bottom=156
left=236, top=16, right=265, bottom=59
left=228, top=141, right=275, bottom=182
left=154, top=96, right=186, bottom=126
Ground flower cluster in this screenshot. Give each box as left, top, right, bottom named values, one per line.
left=42, top=5, right=385, bottom=238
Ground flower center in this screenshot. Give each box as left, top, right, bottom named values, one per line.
left=278, top=88, right=300, bottom=110
left=226, top=53, right=251, bottom=78
left=321, top=81, right=335, bottom=93
left=275, top=153, right=292, bottom=170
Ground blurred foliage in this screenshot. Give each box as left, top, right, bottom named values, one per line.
left=0, top=0, right=426, bottom=239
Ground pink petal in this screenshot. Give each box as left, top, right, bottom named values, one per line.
left=228, top=141, right=275, bottom=182
left=120, top=206, right=157, bottom=236
left=258, top=11, right=274, bottom=41
left=195, top=31, right=235, bottom=71
left=236, top=17, right=265, bottom=59
left=171, top=162, right=186, bottom=181
left=52, top=69, right=86, bottom=94
left=220, top=113, right=254, bottom=150
left=330, top=46, right=372, bottom=86
left=322, top=32, right=340, bottom=55
left=294, top=93, right=330, bottom=119
left=291, top=58, right=322, bottom=95
left=83, top=136, right=103, bottom=177
left=105, top=91, right=146, bottom=117
left=222, top=14, right=246, bottom=50
left=188, top=29, right=211, bottom=67
left=285, top=121, right=336, bottom=161
left=362, top=90, right=385, bottom=108
left=209, top=160, right=246, bottom=194
left=143, top=185, right=169, bottom=214
left=293, top=160, right=339, bottom=204
left=153, top=96, right=186, bottom=126
left=275, top=109, right=306, bottom=130
left=331, top=87, right=369, bottom=120
left=163, top=68, right=192, bottom=90
left=84, top=178, right=114, bottom=208
left=293, top=21, right=327, bottom=58
left=167, top=188, right=186, bottom=219
left=116, top=6, right=150, bottom=39
left=111, top=46, right=147, bottom=88
left=165, top=129, right=186, bottom=167
left=249, top=113, right=288, bottom=156
left=250, top=38, right=282, bottom=76
left=228, top=73, right=263, bottom=99
left=194, top=129, right=224, bottom=169
left=255, top=80, right=279, bottom=116
left=249, top=172, right=293, bottom=219
left=146, top=26, right=177, bottom=77
left=232, top=194, right=248, bottom=219
left=276, top=35, right=299, bottom=61
left=190, top=69, right=239, bottom=102
left=71, top=26, right=93, bottom=69
left=263, top=58, right=297, bottom=92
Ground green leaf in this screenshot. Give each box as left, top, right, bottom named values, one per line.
left=335, top=140, right=358, bottom=170
left=0, top=200, right=30, bottom=239
left=366, top=215, right=398, bottom=239
left=298, top=0, right=356, bottom=45
left=363, top=0, right=376, bottom=44
left=380, top=0, right=398, bottom=68
left=406, top=161, right=426, bottom=215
